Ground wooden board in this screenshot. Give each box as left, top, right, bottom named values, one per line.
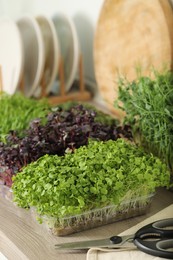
left=94, top=0, right=173, bottom=118
left=0, top=188, right=173, bottom=259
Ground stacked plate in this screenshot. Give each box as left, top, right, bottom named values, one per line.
left=0, top=17, right=23, bottom=95
left=0, top=13, right=80, bottom=97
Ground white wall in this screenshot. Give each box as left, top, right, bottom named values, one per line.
left=32, top=0, right=103, bottom=25
left=0, top=0, right=104, bottom=27
left=0, top=0, right=104, bottom=92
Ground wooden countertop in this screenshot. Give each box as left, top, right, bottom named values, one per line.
left=0, top=187, right=173, bottom=260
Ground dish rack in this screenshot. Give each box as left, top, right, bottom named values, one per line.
left=0, top=53, right=91, bottom=104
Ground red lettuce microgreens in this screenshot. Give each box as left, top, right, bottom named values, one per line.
left=0, top=105, right=132, bottom=186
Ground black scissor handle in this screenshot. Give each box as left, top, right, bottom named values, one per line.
left=135, top=218, right=173, bottom=238
left=134, top=238, right=173, bottom=259
left=134, top=218, right=173, bottom=259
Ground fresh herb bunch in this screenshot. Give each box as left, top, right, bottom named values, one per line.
left=0, top=92, right=50, bottom=142
left=0, top=105, right=132, bottom=187
left=12, top=139, right=170, bottom=218
left=115, top=70, right=173, bottom=173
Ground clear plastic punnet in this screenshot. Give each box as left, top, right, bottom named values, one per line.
left=30, top=193, right=154, bottom=236
left=0, top=183, right=154, bottom=236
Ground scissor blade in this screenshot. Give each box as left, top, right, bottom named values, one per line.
left=55, top=238, right=113, bottom=250
left=55, top=235, right=134, bottom=250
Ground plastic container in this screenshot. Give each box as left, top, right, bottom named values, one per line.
left=31, top=194, right=154, bottom=236
left=0, top=184, right=154, bottom=236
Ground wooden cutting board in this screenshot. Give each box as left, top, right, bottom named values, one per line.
left=94, top=0, right=173, bottom=118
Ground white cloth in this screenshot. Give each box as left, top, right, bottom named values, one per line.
left=0, top=252, right=7, bottom=260
left=87, top=204, right=173, bottom=260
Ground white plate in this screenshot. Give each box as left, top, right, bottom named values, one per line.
left=0, top=17, right=23, bottom=94
left=35, top=15, right=60, bottom=96
left=16, top=15, right=45, bottom=97
left=52, top=13, right=80, bottom=93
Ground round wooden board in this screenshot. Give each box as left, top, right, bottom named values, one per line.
left=94, top=0, right=173, bottom=118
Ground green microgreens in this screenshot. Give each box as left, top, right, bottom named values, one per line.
left=12, top=139, right=170, bottom=219
left=0, top=92, right=50, bottom=142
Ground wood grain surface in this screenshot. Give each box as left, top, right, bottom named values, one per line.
left=0, top=188, right=173, bottom=260
left=94, top=0, right=173, bottom=117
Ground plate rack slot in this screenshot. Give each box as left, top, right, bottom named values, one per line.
left=0, top=53, right=91, bottom=104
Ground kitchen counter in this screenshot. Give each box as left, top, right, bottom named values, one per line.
left=0, top=187, right=173, bottom=260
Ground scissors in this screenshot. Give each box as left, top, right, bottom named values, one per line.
left=55, top=218, right=173, bottom=259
